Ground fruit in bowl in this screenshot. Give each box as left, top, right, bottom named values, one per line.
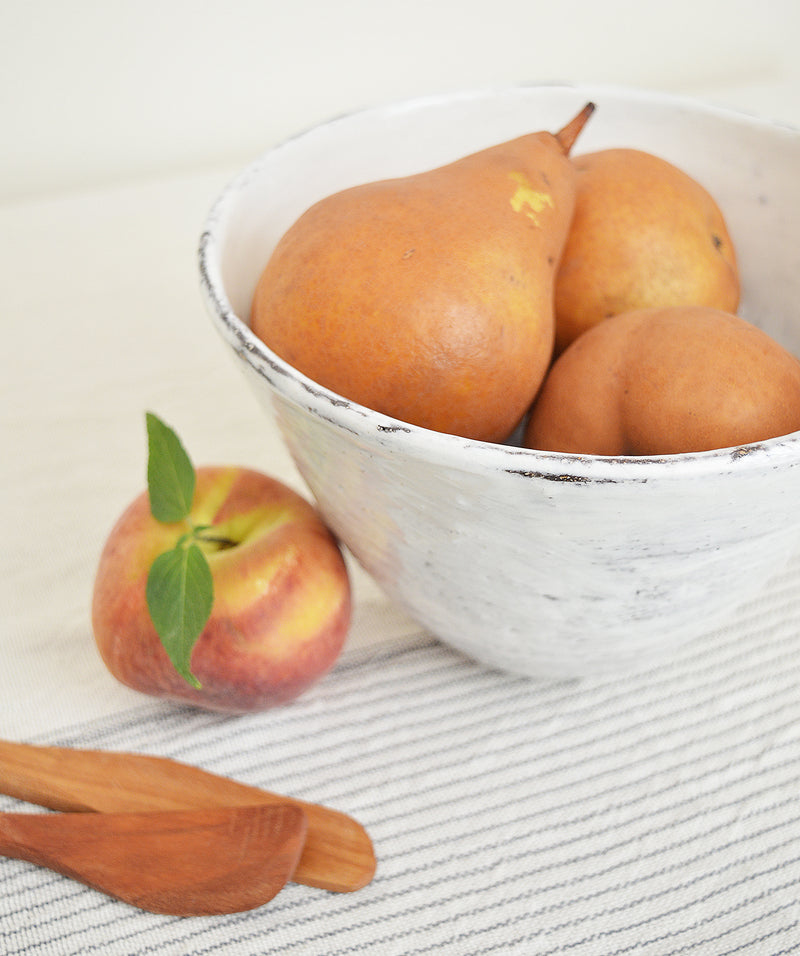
left=553, top=148, right=741, bottom=354
left=251, top=104, right=595, bottom=444
left=248, top=94, right=799, bottom=462
left=525, top=306, right=800, bottom=456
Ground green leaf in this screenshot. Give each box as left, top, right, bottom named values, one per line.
left=146, top=412, right=196, bottom=524
left=145, top=543, right=214, bottom=688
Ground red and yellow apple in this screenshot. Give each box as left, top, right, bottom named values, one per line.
left=91, top=466, right=351, bottom=713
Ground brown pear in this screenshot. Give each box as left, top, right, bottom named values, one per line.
left=553, top=148, right=740, bottom=354
left=251, top=104, right=595, bottom=443
left=525, top=306, right=800, bottom=456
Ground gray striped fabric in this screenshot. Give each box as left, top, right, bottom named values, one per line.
left=3, top=552, right=800, bottom=954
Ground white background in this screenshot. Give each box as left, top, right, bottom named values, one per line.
left=1, top=0, right=799, bottom=201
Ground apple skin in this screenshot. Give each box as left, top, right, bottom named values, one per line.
left=91, top=466, right=352, bottom=713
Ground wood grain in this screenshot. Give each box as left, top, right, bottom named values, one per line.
left=0, top=803, right=306, bottom=915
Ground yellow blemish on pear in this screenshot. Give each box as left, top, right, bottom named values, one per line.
left=508, top=172, right=554, bottom=225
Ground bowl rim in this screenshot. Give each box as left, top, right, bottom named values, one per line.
left=198, top=82, right=800, bottom=484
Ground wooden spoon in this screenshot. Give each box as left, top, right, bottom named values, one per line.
left=0, top=739, right=375, bottom=893
left=0, top=803, right=306, bottom=915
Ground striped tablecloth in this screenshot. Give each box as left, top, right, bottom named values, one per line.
left=4, top=546, right=800, bottom=954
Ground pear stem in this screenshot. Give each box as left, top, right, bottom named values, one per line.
left=555, top=102, right=596, bottom=155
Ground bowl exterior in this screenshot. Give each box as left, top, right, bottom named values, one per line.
left=200, top=85, right=800, bottom=677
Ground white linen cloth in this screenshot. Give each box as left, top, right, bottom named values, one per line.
left=3, top=91, right=800, bottom=954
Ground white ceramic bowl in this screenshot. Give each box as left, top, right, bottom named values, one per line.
left=199, top=85, right=800, bottom=679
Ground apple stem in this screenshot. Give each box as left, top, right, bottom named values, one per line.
left=194, top=529, right=238, bottom=550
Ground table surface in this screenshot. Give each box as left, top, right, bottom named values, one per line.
left=4, top=82, right=800, bottom=955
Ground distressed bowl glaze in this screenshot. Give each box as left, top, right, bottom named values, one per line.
left=199, top=85, right=800, bottom=678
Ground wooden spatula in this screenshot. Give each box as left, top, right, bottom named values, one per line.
left=0, top=739, right=375, bottom=893
left=0, top=803, right=306, bottom=915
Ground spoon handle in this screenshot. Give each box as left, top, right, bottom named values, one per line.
left=0, top=739, right=375, bottom=893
